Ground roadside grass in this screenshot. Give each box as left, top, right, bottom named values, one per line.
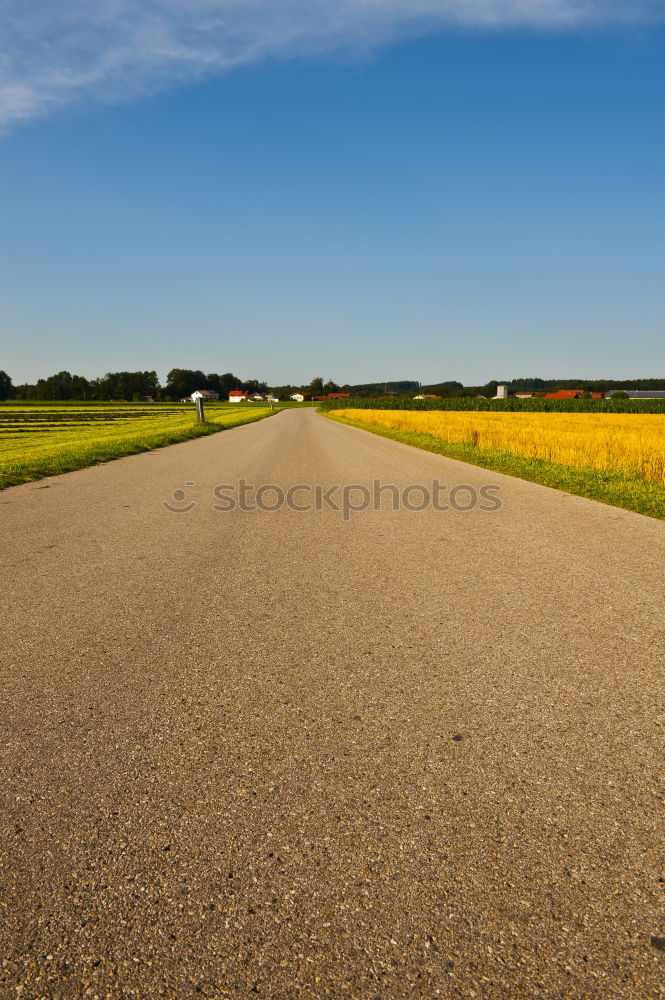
left=0, top=403, right=276, bottom=489
left=325, top=411, right=665, bottom=520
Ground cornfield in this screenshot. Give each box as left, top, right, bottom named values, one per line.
left=333, top=409, right=665, bottom=484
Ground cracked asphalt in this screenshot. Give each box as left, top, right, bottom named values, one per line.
left=1, top=406, right=664, bottom=999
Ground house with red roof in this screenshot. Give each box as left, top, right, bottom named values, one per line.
left=542, top=390, right=604, bottom=399
left=515, top=389, right=603, bottom=399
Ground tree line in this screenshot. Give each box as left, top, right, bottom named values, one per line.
left=0, top=369, right=262, bottom=402
left=0, top=369, right=345, bottom=402
left=419, top=377, right=665, bottom=399
left=1, top=368, right=663, bottom=402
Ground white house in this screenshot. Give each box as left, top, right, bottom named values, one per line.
left=228, top=390, right=248, bottom=403
left=290, top=393, right=307, bottom=402
left=190, top=389, right=219, bottom=401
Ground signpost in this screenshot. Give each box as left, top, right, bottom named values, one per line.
left=195, top=398, right=205, bottom=422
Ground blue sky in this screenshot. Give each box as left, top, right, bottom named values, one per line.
left=1, top=1, right=664, bottom=386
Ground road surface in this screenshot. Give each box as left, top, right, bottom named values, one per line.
left=1, top=407, right=664, bottom=999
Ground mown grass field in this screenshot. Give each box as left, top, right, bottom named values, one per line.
left=0, top=402, right=274, bottom=489
left=327, top=408, right=665, bottom=520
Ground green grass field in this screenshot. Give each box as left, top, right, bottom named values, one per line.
left=0, top=402, right=276, bottom=489
left=325, top=411, right=665, bottom=520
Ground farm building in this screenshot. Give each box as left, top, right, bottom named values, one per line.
left=228, top=390, right=248, bottom=403
left=544, top=390, right=603, bottom=399
left=190, top=389, right=219, bottom=401
left=290, top=393, right=308, bottom=402
left=605, top=390, right=665, bottom=399
left=515, top=389, right=603, bottom=400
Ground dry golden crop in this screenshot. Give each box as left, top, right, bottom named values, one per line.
left=334, top=409, right=665, bottom=484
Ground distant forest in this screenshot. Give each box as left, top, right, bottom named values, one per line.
left=0, top=368, right=664, bottom=402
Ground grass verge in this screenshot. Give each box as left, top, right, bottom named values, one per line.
left=325, top=411, right=665, bottom=520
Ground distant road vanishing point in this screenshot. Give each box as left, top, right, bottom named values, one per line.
left=1, top=406, right=664, bottom=998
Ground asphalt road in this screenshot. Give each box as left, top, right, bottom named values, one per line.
left=1, top=406, right=664, bottom=1000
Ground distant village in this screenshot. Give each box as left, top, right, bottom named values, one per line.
left=4, top=367, right=665, bottom=404
left=185, top=384, right=665, bottom=404
left=185, top=388, right=353, bottom=403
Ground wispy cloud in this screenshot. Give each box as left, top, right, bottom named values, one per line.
left=0, top=1, right=661, bottom=127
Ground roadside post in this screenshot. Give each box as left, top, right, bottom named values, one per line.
left=196, top=398, right=205, bottom=422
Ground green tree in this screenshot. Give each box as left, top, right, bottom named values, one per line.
left=165, top=369, right=207, bottom=399
left=93, top=371, right=159, bottom=400
left=31, top=371, right=91, bottom=400
left=0, top=370, right=14, bottom=400
left=244, top=378, right=268, bottom=393
left=218, top=372, right=243, bottom=396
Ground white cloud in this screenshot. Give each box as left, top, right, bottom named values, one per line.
left=0, top=1, right=661, bottom=127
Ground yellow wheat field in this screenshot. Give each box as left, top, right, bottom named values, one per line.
left=334, top=410, right=665, bottom=484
